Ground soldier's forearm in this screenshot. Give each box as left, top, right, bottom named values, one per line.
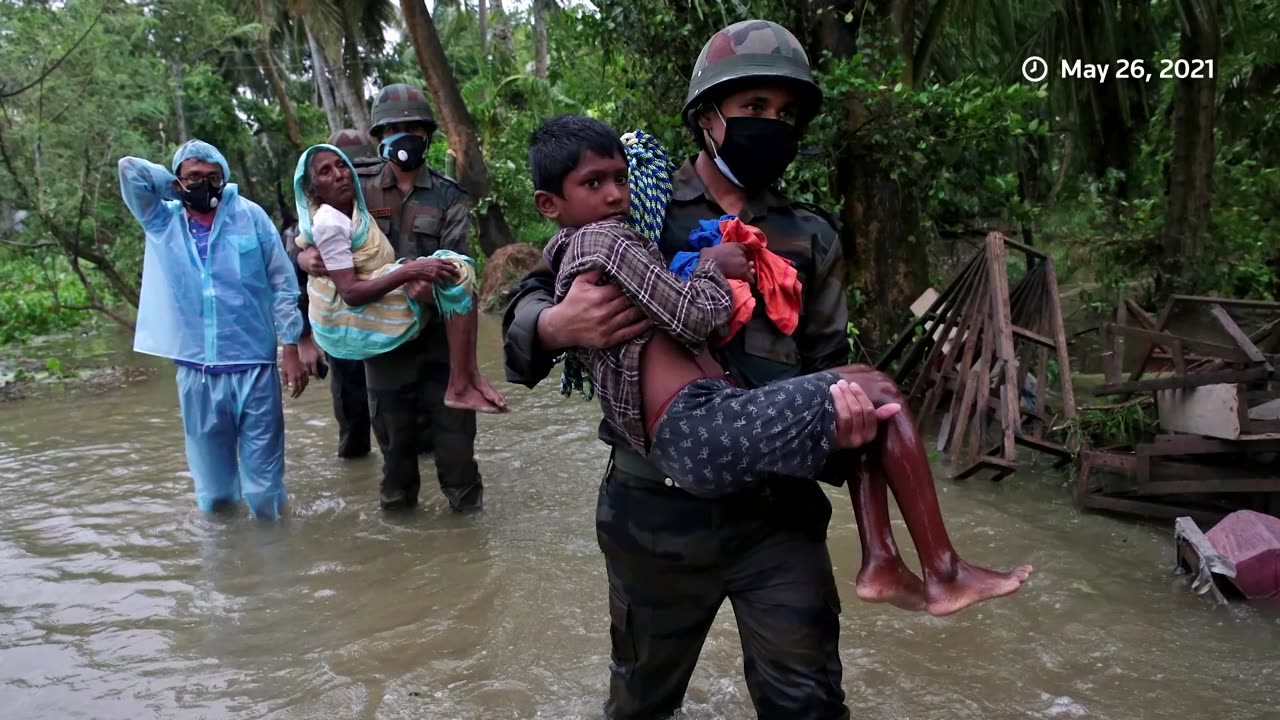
left=503, top=293, right=558, bottom=387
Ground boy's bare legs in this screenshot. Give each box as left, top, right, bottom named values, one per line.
left=836, top=365, right=1033, bottom=616
left=442, top=298, right=508, bottom=414
left=849, top=459, right=926, bottom=611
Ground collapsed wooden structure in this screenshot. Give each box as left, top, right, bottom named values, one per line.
left=1077, top=295, right=1280, bottom=523
left=877, top=232, right=1076, bottom=480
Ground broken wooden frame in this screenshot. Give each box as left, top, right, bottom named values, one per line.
left=1094, top=295, right=1280, bottom=397
left=1078, top=295, right=1280, bottom=521
left=878, top=232, right=1076, bottom=480
left=1075, top=430, right=1280, bottom=520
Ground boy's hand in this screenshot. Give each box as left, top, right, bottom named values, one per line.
left=538, top=270, right=652, bottom=351
left=701, top=243, right=755, bottom=284
left=281, top=345, right=309, bottom=398
left=831, top=379, right=900, bottom=450
left=298, top=246, right=328, bottom=277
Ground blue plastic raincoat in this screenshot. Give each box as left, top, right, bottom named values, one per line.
left=118, top=140, right=301, bottom=519
left=119, top=140, right=303, bottom=365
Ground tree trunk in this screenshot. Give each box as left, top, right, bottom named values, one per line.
left=253, top=5, right=303, bottom=151
left=912, top=0, right=952, bottom=87
left=490, top=0, right=514, bottom=56
left=1162, top=0, right=1221, bottom=289
left=1064, top=0, right=1155, bottom=198
left=401, top=0, right=513, bottom=255
left=306, top=23, right=343, bottom=133
left=169, top=57, right=189, bottom=143
left=478, top=0, right=489, bottom=53
left=892, top=0, right=915, bottom=85
left=332, top=62, right=372, bottom=137
left=233, top=150, right=261, bottom=212
left=818, top=0, right=929, bottom=350
left=533, top=0, right=550, bottom=79
left=335, top=12, right=373, bottom=137
left=256, top=47, right=303, bottom=150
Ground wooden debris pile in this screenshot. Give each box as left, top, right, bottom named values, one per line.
left=877, top=232, right=1076, bottom=480
left=1076, top=295, right=1280, bottom=523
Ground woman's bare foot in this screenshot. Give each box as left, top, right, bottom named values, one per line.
left=474, top=375, right=508, bottom=412
left=855, top=556, right=927, bottom=612
left=924, top=561, right=1033, bottom=617
left=445, top=376, right=508, bottom=414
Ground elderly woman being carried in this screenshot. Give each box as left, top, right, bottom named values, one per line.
left=293, top=144, right=506, bottom=414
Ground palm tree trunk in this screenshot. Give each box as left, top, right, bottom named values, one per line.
left=336, top=12, right=373, bottom=136
left=1162, top=0, right=1221, bottom=289
left=534, top=0, right=550, bottom=79
left=818, top=0, right=929, bottom=349
left=478, top=0, right=489, bottom=53
left=306, top=23, right=342, bottom=133
left=489, top=0, right=514, bottom=56
left=400, top=0, right=513, bottom=255
left=255, top=43, right=303, bottom=150
left=255, top=1, right=302, bottom=150
left=169, top=57, right=189, bottom=142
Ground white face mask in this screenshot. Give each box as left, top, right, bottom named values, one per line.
left=707, top=106, right=746, bottom=189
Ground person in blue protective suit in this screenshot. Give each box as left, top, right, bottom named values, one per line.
left=118, top=139, right=309, bottom=520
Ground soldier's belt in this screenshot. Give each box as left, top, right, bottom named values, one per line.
left=609, top=446, right=668, bottom=484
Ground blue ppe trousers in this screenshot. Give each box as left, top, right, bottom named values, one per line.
left=176, top=364, right=287, bottom=519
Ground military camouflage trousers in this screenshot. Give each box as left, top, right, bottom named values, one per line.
left=648, top=371, right=840, bottom=498
left=596, top=465, right=849, bottom=720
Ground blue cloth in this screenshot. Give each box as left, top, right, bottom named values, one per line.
left=176, top=363, right=286, bottom=519
left=119, top=142, right=303, bottom=366
left=669, top=214, right=736, bottom=279
left=429, top=249, right=477, bottom=320
left=188, top=216, right=212, bottom=262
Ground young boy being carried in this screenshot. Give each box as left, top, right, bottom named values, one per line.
left=530, top=114, right=1032, bottom=616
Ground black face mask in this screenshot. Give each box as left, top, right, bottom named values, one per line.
left=181, top=180, right=224, bottom=213
left=378, top=132, right=428, bottom=172
left=711, top=116, right=799, bottom=190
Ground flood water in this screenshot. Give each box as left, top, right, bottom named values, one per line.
left=2, top=317, right=1277, bottom=719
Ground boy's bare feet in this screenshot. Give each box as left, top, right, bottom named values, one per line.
left=856, top=556, right=927, bottom=612
left=445, top=374, right=508, bottom=414
left=924, top=561, right=1033, bottom=617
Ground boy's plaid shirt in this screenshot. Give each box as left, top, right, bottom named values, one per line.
left=544, top=219, right=731, bottom=451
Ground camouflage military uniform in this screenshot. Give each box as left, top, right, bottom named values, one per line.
left=360, top=86, right=483, bottom=511
left=320, top=129, right=385, bottom=459
left=503, top=22, right=850, bottom=719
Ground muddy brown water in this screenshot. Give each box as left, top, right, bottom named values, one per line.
left=2, top=317, right=1277, bottom=719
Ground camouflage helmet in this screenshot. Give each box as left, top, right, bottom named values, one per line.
left=370, top=83, right=437, bottom=138
left=682, top=20, right=822, bottom=129
left=326, top=129, right=379, bottom=167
